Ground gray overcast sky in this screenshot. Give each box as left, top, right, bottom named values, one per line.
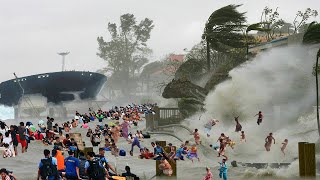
left=0, top=0, right=319, bottom=82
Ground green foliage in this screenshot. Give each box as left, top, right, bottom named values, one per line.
left=260, top=7, right=285, bottom=40
left=303, top=22, right=320, bottom=44
left=293, top=8, right=318, bottom=34
left=203, top=4, right=247, bottom=53
left=246, top=23, right=271, bottom=33
left=175, top=58, right=206, bottom=81
left=97, top=13, right=154, bottom=92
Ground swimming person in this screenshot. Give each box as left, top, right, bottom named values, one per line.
left=281, top=139, right=288, bottom=155
left=265, top=133, right=275, bottom=151
left=204, top=119, right=219, bottom=137
left=129, top=136, right=142, bottom=156
left=254, top=111, right=263, bottom=125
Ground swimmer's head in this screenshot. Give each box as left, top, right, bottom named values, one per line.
left=241, top=131, right=244, bottom=133
left=221, top=133, right=224, bottom=136
left=269, top=133, right=273, bottom=135
left=259, top=111, right=261, bottom=113
left=209, top=144, right=212, bottom=147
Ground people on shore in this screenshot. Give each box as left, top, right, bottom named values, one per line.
left=37, top=149, right=58, bottom=180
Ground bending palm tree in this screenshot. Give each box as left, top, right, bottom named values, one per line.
left=303, top=22, right=320, bottom=137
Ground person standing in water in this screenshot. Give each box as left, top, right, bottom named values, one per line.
left=240, top=131, right=246, bottom=143
left=192, top=129, right=200, bottom=145
left=281, top=139, right=288, bottom=155
left=265, top=133, right=275, bottom=151
left=234, top=116, right=242, bottom=132
left=204, top=119, right=219, bottom=137
left=218, top=158, right=228, bottom=180
left=254, top=111, right=263, bottom=125
left=203, top=167, right=213, bottom=180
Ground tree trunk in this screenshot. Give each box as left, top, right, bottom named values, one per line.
left=317, top=56, right=320, bottom=137
left=206, top=39, right=211, bottom=71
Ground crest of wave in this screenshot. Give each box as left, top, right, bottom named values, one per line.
left=204, top=46, right=316, bottom=130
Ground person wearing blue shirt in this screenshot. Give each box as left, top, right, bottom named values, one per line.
left=37, top=149, right=58, bottom=180
left=174, top=145, right=186, bottom=160
left=219, top=158, right=228, bottom=180
left=62, top=150, right=81, bottom=180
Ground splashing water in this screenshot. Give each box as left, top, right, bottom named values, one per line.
left=182, top=46, right=320, bottom=178
left=0, top=105, right=14, bottom=120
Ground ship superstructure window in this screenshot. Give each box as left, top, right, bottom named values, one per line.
left=38, top=74, right=50, bottom=78
left=13, top=78, right=26, bottom=82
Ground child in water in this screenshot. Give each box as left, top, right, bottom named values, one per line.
left=240, top=131, right=246, bottom=143
left=192, top=129, right=200, bottom=145
left=281, top=139, right=288, bottom=155
left=187, top=144, right=200, bottom=163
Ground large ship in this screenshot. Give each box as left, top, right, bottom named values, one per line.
left=0, top=71, right=107, bottom=107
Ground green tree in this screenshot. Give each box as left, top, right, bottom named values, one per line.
left=97, top=13, right=154, bottom=94
left=293, top=8, right=318, bottom=34
left=260, top=7, right=285, bottom=41
left=303, top=22, right=320, bottom=137
left=203, top=4, right=247, bottom=71
left=245, top=22, right=270, bottom=56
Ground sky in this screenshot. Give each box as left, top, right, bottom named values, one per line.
left=0, top=0, right=319, bottom=82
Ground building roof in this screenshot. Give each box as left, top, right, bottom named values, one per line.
left=169, top=54, right=184, bottom=62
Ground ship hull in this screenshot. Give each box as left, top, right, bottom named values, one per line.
left=0, top=71, right=107, bottom=106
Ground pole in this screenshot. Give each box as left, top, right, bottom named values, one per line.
left=316, top=55, right=320, bottom=137
left=62, top=55, right=65, bottom=71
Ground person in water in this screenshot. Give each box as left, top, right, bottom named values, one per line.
left=254, top=111, right=263, bottom=125
left=240, top=131, right=246, bottom=143
left=187, top=144, right=200, bottom=163
left=129, top=135, right=142, bottom=156
left=265, top=133, right=275, bottom=151
left=192, top=129, right=200, bottom=145
left=281, top=139, right=288, bottom=155
left=218, top=158, right=228, bottom=180
left=203, top=167, right=213, bottom=180
left=234, top=116, right=242, bottom=132
left=204, top=119, right=219, bottom=137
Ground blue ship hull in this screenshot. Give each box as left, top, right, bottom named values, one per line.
left=0, top=71, right=107, bottom=106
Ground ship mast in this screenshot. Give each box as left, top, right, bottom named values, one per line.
left=57, top=52, right=70, bottom=71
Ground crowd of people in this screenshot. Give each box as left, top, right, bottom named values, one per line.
left=0, top=104, right=291, bottom=180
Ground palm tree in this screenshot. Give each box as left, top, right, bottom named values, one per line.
left=303, top=22, right=320, bottom=136
left=202, top=4, right=247, bottom=71
left=245, top=22, right=271, bottom=57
